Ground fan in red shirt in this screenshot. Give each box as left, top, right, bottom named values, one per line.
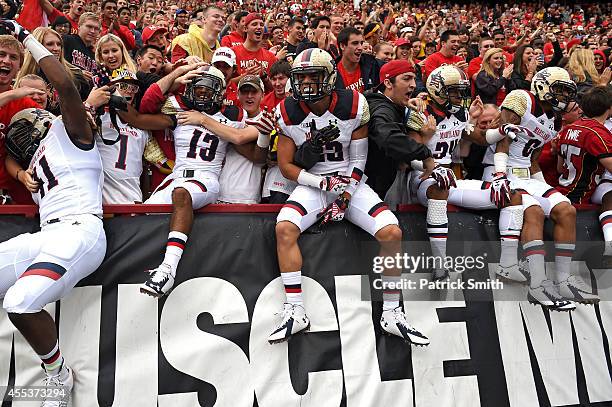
left=422, top=30, right=467, bottom=80
left=38, top=0, right=84, bottom=34
left=556, top=88, right=612, bottom=204
left=221, top=11, right=248, bottom=48
left=0, top=36, right=41, bottom=205
left=231, top=14, right=277, bottom=89
left=262, top=60, right=290, bottom=111
left=99, top=0, right=136, bottom=50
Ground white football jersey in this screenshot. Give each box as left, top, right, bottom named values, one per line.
left=30, top=118, right=103, bottom=225
left=276, top=90, right=369, bottom=175
left=424, top=107, right=468, bottom=165
left=484, top=90, right=558, bottom=168
left=218, top=110, right=263, bottom=203
left=96, top=112, right=150, bottom=203
left=163, top=95, right=246, bottom=178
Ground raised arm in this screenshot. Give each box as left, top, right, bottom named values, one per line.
left=1, top=20, right=93, bottom=144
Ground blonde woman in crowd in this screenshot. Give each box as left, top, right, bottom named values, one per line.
left=475, top=47, right=513, bottom=106
left=95, top=33, right=138, bottom=74
left=566, top=48, right=601, bottom=93
left=15, top=27, right=90, bottom=115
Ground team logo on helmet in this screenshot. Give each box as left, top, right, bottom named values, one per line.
left=426, top=65, right=471, bottom=114
left=183, top=65, right=226, bottom=113
left=5, top=108, right=56, bottom=168
left=290, top=49, right=337, bottom=102
left=531, top=67, right=577, bottom=112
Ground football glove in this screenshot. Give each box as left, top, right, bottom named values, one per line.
left=319, top=175, right=351, bottom=194
left=489, top=172, right=511, bottom=208
left=245, top=109, right=276, bottom=137
left=499, top=124, right=523, bottom=141
left=319, top=195, right=350, bottom=225
left=0, top=20, right=30, bottom=43
left=431, top=165, right=457, bottom=190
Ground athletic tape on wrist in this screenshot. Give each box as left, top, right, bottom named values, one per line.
left=494, top=152, right=508, bottom=174
left=297, top=169, right=323, bottom=189
left=485, top=128, right=504, bottom=144
left=23, top=36, right=53, bottom=63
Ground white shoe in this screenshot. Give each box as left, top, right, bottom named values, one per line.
left=496, top=263, right=528, bottom=283
left=41, top=365, right=73, bottom=407
left=140, top=264, right=175, bottom=298
left=268, top=303, right=310, bottom=344
left=558, top=275, right=599, bottom=304
left=528, top=279, right=575, bottom=311
left=380, top=307, right=430, bottom=346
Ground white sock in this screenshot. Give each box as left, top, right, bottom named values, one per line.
left=499, top=205, right=523, bottom=267
left=427, top=199, right=448, bottom=268
left=524, top=240, right=546, bottom=288
left=163, top=231, right=188, bottom=276
left=281, top=271, right=302, bottom=305
left=382, top=275, right=401, bottom=311
left=554, top=243, right=575, bottom=283
left=600, top=211, right=612, bottom=255
left=40, top=341, right=64, bottom=377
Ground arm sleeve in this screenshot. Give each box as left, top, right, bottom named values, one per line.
left=368, top=105, right=432, bottom=163
left=139, top=83, right=166, bottom=114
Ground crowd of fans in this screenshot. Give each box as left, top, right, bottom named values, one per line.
left=0, top=0, right=610, bottom=205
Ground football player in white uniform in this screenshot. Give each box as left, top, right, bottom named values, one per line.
left=408, top=65, right=525, bottom=282
left=139, top=66, right=255, bottom=297
left=0, top=21, right=105, bottom=406
left=85, top=68, right=173, bottom=204
left=268, top=49, right=430, bottom=346
left=594, top=115, right=612, bottom=261
left=484, top=67, right=578, bottom=310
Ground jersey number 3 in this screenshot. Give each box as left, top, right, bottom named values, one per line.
left=187, top=129, right=219, bottom=161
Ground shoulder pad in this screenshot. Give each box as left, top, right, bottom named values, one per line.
left=329, top=89, right=360, bottom=120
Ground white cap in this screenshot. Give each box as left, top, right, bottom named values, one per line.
left=400, top=26, right=414, bottom=34
left=212, top=47, right=236, bottom=67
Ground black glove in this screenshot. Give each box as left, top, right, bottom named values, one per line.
left=0, top=19, right=30, bottom=43
left=294, top=119, right=340, bottom=169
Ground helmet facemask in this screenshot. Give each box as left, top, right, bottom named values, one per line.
left=184, top=74, right=225, bottom=114
left=545, top=80, right=577, bottom=112
left=290, top=67, right=333, bottom=102
left=444, top=83, right=472, bottom=114
left=5, top=110, right=54, bottom=168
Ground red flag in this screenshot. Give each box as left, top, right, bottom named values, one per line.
left=16, top=0, right=48, bottom=31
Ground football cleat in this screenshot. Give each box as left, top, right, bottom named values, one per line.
left=268, top=303, right=310, bottom=344
left=496, top=263, right=528, bottom=283
left=140, top=264, right=175, bottom=298
left=380, top=307, right=430, bottom=346
left=557, top=275, right=599, bottom=304
left=528, top=279, right=575, bottom=311
left=41, top=364, right=73, bottom=407
left=431, top=268, right=450, bottom=281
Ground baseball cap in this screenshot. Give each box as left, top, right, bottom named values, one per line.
left=175, top=8, right=187, bottom=15
left=142, top=25, right=167, bottom=43
left=378, top=60, right=415, bottom=90
left=394, top=38, right=411, bottom=47
left=566, top=38, right=581, bottom=52
left=212, top=47, right=236, bottom=67
left=243, top=13, right=264, bottom=27
left=238, top=74, right=264, bottom=92
left=400, top=26, right=414, bottom=34
left=109, top=67, right=139, bottom=83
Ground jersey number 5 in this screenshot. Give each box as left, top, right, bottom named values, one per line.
left=187, top=129, right=219, bottom=161
left=558, top=144, right=581, bottom=186
left=33, top=156, right=58, bottom=198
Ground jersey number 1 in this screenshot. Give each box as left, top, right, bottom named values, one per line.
left=33, top=156, right=58, bottom=198
left=187, top=129, right=219, bottom=161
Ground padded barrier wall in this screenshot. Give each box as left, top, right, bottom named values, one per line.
left=0, top=208, right=611, bottom=407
